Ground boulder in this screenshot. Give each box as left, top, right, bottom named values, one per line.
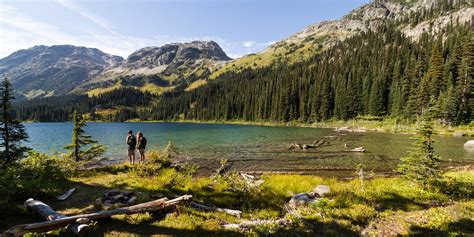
left=313, top=185, right=331, bottom=197
left=288, top=193, right=312, bottom=208
left=464, top=140, right=474, bottom=151
left=104, top=189, right=120, bottom=198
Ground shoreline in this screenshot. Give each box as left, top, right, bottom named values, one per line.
left=118, top=119, right=473, bottom=137
left=22, top=118, right=473, bottom=136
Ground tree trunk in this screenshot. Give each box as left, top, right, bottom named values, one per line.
left=190, top=202, right=242, bottom=218
left=5, top=195, right=192, bottom=236
left=24, top=198, right=88, bottom=234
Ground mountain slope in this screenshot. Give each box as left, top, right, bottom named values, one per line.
left=77, top=41, right=232, bottom=95
left=0, top=45, right=123, bottom=98
left=210, top=0, right=473, bottom=79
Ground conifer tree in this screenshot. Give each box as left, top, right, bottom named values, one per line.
left=455, top=34, right=473, bottom=124
left=0, top=77, right=29, bottom=166
left=396, top=97, right=441, bottom=187
left=65, top=111, right=106, bottom=162
left=427, top=41, right=445, bottom=96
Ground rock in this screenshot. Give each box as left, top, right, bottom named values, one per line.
left=289, top=193, right=312, bottom=208
left=464, top=140, right=474, bottom=151
left=104, top=189, right=120, bottom=198
left=123, top=191, right=134, bottom=197
left=127, top=196, right=137, bottom=204
left=313, top=185, right=331, bottom=197
left=111, top=194, right=125, bottom=202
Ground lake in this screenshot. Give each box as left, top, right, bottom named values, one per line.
left=24, top=122, right=473, bottom=175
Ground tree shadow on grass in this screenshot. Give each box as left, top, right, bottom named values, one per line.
left=408, top=218, right=474, bottom=237
left=369, top=191, right=437, bottom=212
left=271, top=218, right=359, bottom=237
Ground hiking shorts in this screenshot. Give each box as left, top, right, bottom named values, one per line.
left=139, top=148, right=146, bottom=155
left=128, top=149, right=136, bottom=156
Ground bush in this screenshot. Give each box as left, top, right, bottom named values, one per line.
left=0, top=151, right=69, bottom=206
left=131, top=142, right=179, bottom=177
left=438, top=176, right=473, bottom=200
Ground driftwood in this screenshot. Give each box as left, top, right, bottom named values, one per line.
left=289, top=139, right=331, bottom=150
left=223, top=219, right=291, bottom=230
left=5, top=195, right=192, bottom=236
left=191, top=202, right=242, bottom=218
left=240, top=173, right=264, bottom=187
left=24, top=198, right=88, bottom=234
left=57, top=188, right=76, bottom=201
left=349, top=147, right=365, bottom=152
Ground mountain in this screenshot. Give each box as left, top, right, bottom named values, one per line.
left=210, top=0, right=473, bottom=78
left=0, top=45, right=123, bottom=98
left=10, top=0, right=474, bottom=124
left=76, top=41, right=232, bottom=96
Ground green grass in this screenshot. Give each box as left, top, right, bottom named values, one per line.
left=1, top=161, right=472, bottom=236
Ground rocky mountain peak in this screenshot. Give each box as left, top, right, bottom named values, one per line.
left=123, top=40, right=231, bottom=69
left=0, top=45, right=124, bottom=98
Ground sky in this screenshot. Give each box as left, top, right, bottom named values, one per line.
left=0, top=0, right=369, bottom=59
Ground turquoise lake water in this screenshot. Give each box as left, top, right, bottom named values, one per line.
left=24, top=122, right=473, bottom=174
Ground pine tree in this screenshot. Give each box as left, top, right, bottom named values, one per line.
left=0, top=77, right=29, bottom=166
left=65, top=111, right=106, bottom=162
left=455, top=34, right=473, bottom=124
left=396, top=97, right=441, bottom=187
left=427, top=41, right=445, bottom=96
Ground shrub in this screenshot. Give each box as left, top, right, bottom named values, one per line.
left=0, top=151, right=69, bottom=206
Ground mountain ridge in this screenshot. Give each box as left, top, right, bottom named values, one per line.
left=1, top=0, right=472, bottom=99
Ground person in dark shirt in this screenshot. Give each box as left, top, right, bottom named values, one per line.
left=126, top=130, right=137, bottom=164
left=136, top=132, right=147, bottom=163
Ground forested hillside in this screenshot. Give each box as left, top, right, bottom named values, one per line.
left=15, top=22, right=473, bottom=125
left=148, top=22, right=473, bottom=125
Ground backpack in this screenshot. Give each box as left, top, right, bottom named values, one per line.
left=128, top=135, right=137, bottom=148
left=140, top=137, right=147, bottom=148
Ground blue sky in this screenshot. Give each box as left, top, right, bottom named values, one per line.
left=0, top=0, right=369, bottom=58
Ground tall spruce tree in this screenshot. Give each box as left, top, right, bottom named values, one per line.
left=396, top=97, right=441, bottom=186
left=0, top=77, right=29, bottom=166
left=65, top=111, right=106, bottom=162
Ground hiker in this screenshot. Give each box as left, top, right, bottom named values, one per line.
left=126, top=130, right=137, bottom=164
left=136, top=131, right=147, bottom=163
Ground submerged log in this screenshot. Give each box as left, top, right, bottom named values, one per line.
left=349, top=147, right=365, bottom=152
left=5, top=195, right=192, bottom=236
left=191, top=202, right=242, bottom=218
left=24, top=198, right=88, bottom=234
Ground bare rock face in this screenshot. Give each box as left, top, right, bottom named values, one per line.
left=122, top=41, right=231, bottom=71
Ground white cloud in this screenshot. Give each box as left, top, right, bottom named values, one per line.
left=0, top=1, right=276, bottom=59
left=243, top=41, right=255, bottom=48
left=55, top=0, right=118, bottom=35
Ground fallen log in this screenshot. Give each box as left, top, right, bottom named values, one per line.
left=223, top=219, right=291, bottom=230
left=5, top=195, right=192, bottom=236
left=24, top=198, right=88, bottom=234
left=191, top=202, right=242, bottom=218
left=57, top=188, right=76, bottom=201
